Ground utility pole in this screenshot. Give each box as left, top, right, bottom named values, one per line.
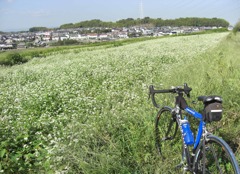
left=139, top=0, right=144, bottom=19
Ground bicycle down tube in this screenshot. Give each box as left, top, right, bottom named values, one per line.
left=184, top=107, right=204, bottom=150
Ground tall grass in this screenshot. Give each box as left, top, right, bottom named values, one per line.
left=169, top=33, right=240, bottom=161
left=0, top=32, right=239, bottom=173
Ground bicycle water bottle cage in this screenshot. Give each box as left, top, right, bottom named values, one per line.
left=198, top=96, right=223, bottom=122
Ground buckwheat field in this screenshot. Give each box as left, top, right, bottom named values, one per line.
left=1, top=32, right=240, bottom=173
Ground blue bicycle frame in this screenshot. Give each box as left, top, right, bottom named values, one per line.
left=150, top=84, right=240, bottom=173
left=185, top=107, right=205, bottom=150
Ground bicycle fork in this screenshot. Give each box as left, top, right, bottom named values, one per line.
left=174, top=106, right=194, bottom=173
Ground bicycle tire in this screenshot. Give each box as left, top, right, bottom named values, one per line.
left=155, top=106, right=182, bottom=169
left=193, top=134, right=240, bottom=174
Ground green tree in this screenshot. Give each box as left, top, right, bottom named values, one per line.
left=233, top=20, right=240, bottom=34
left=60, top=23, right=74, bottom=29
left=3, top=53, right=27, bottom=66
left=29, top=27, right=49, bottom=32
left=58, top=17, right=229, bottom=29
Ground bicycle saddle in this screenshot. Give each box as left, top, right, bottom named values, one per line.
left=197, top=95, right=223, bottom=104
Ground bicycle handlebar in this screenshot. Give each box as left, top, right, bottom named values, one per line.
left=149, top=83, right=192, bottom=108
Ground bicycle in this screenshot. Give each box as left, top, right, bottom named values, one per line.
left=149, top=83, right=240, bottom=173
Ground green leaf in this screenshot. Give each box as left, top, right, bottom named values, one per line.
left=0, top=149, right=6, bottom=158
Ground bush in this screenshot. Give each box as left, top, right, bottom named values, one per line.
left=233, top=21, right=240, bottom=34
left=51, top=39, right=79, bottom=46
left=0, top=53, right=28, bottom=66
left=6, top=53, right=27, bottom=66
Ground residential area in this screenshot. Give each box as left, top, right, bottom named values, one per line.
left=0, top=25, right=232, bottom=50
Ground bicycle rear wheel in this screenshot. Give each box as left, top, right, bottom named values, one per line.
left=155, top=106, right=182, bottom=168
left=194, top=135, right=240, bottom=174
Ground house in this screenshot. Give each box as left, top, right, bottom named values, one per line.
left=69, top=33, right=80, bottom=40
left=0, top=44, right=14, bottom=50
left=98, top=34, right=110, bottom=40
left=118, top=32, right=128, bottom=38
left=53, top=33, right=69, bottom=41
left=52, top=36, right=59, bottom=41
left=33, top=39, right=47, bottom=47
left=51, top=33, right=60, bottom=41
left=79, top=34, right=88, bottom=40
left=17, top=42, right=26, bottom=49
left=228, top=26, right=234, bottom=30
left=87, top=33, right=98, bottom=40
left=5, top=39, right=13, bottom=44
left=142, top=29, right=153, bottom=36
left=60, top=35, right=69, bottom=41
left=35, top=32, right=51, bottom=41
left=42, top=32, right=51, bottom=41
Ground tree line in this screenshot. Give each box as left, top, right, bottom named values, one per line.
left=27, top=17, right=230, bottom=32
left=59, top=17, right=229, bottom=29
left=233, top=20, right=240, bottom=34
left=29, top=27, right=49, bottom=32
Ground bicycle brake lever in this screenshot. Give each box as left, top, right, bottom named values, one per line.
left=184, top=83, right=192, bottom=97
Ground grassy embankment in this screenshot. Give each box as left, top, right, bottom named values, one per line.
left=0, top=28, right=228, bottom=66
left=0, top=32, right=239, bottom=173
left=0, top=37, right=159, bottom=66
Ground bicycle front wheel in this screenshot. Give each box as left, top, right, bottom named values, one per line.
left=155, top=106, right=182, bottom=167
left=194, top=135, right=240, bottom=174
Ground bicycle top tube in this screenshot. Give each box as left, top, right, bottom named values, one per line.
left=185, top=107, right=202, bottom=120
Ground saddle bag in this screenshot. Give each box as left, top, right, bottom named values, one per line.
left=203, top=97, right=223, bottom=122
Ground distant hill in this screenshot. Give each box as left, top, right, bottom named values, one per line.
left=29, top=17, right=229, bottom=32
left=59, top=17, right=229, bottom=29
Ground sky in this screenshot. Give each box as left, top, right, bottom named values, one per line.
left=0, top=0, right=240, bottom=32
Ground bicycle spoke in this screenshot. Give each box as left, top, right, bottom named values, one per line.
left=208, top=143, right=223, bottom=174
left=155, top=107, right=182, bottom=172
left=194, top=135, right=239, bottom=173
